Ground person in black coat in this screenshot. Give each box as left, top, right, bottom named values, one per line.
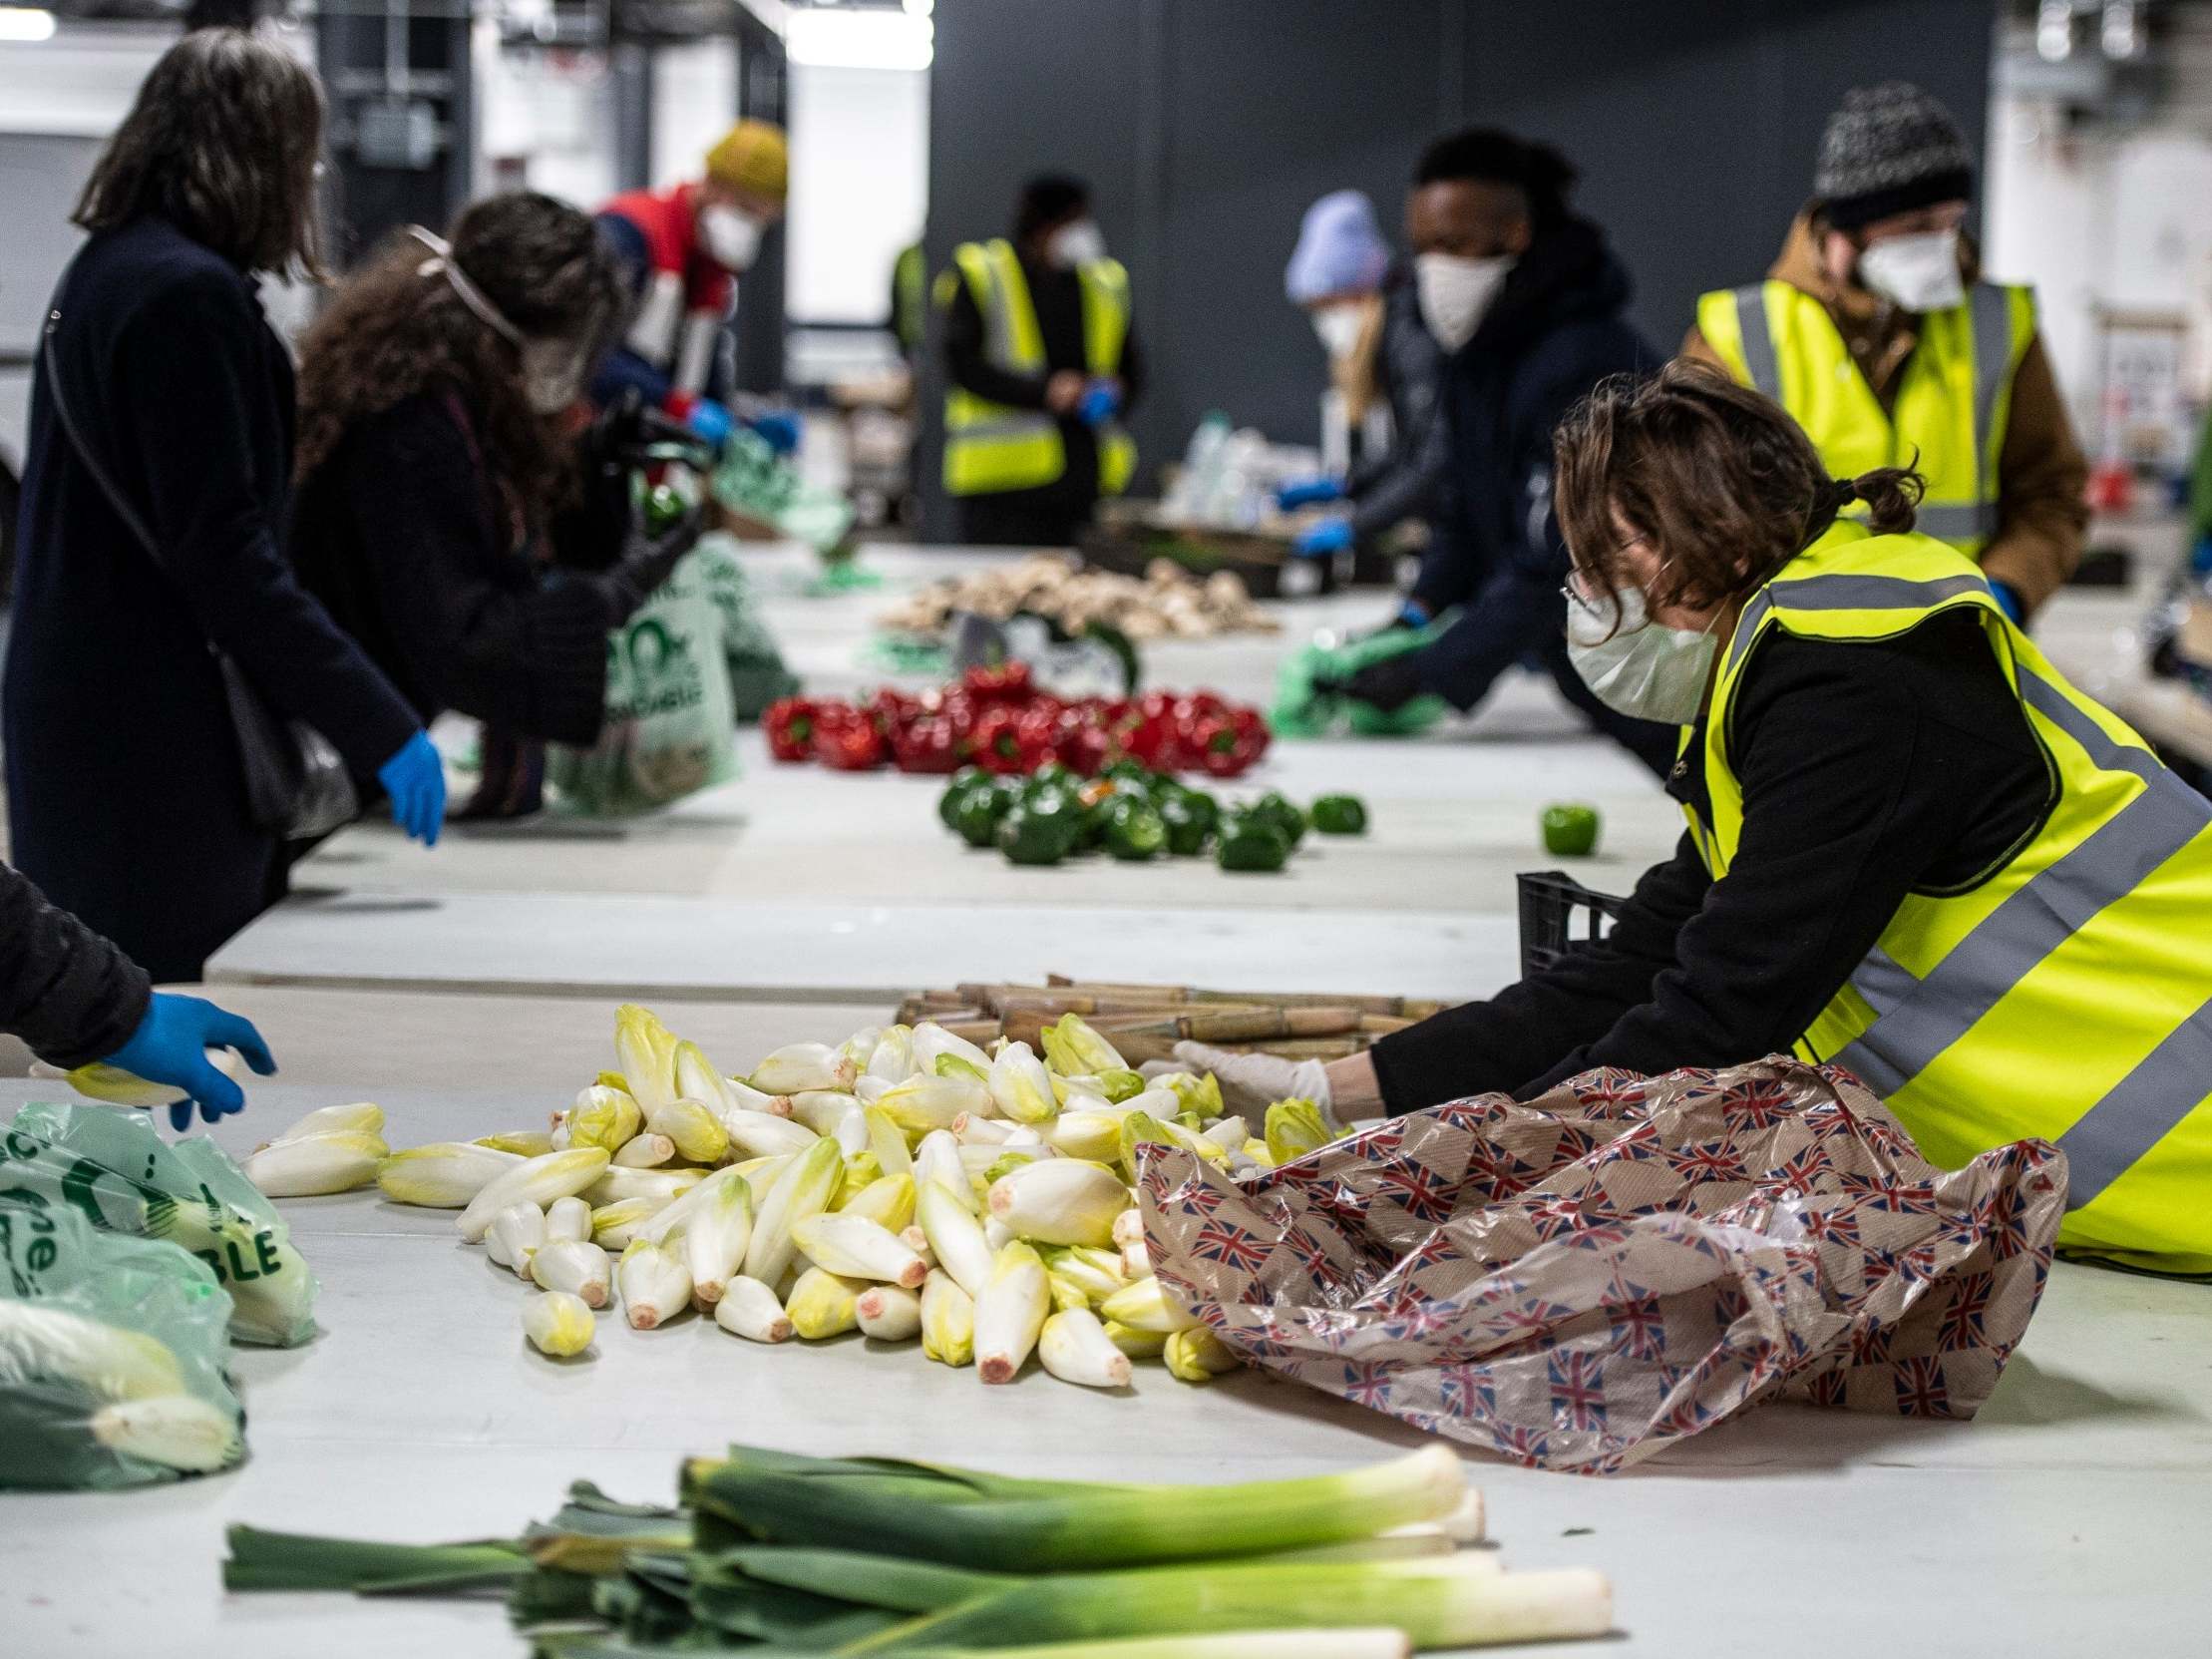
left=289, top=192, right=702, bottom=796
left=1333, top=130, right=1676, bottom=776
left=6, top=31, right=442, bottom=984
left=0, top=860, right=273, bottom=1127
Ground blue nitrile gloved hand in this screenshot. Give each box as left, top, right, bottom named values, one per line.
left=103, top=992, right=277, bottom=1130
left=686, top=398, right=736, bottom=450
left=378, top=731, right=446, bottom=847
left=1276, top=476, right=1343, bottom=512
left=1078, top=380, right=1120, bottom=427
left=1990, top=579, right=2025, bottom=625
left=1395, top=597, right=1432, bottom=629
left=1292, top=517, right=1354, bottom=558
left=746, top=408, right=802, bottom=456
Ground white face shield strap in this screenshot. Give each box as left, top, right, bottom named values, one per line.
left=408, top=225, right=525, bottom=349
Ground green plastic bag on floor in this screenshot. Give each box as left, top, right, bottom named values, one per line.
left=0, top=1198, right=246, bottom=1488
left=1272, top=617, right=1452, bottom=738
left=0, top=1100, right=320, bottom=1347
left=691, top=534, right=800, bottom=722
left=549, top=551, right=741, bottom=814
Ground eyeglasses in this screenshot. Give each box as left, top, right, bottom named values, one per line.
left=1563, top=540, right=1666, bottom=634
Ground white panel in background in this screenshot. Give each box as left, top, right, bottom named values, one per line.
left=650, top=37, right=740, bottom=190
left=786, top=62, right=927, bottom=324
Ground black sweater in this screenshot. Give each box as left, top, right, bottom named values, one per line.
left=1370, top=611, right=2057, bottom=1111
left=289, top=390, right=620, bottom=748
left=0, top=865, right=150, bottom=1068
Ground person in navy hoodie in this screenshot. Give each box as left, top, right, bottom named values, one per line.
left=7, top=29, right=443, bottom=983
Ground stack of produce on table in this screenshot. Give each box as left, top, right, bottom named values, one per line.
left=767, top=664, right=1274, bottom=779
left=876, top=552, right=1277, bottom=642
left=939, top=761, right=1368, bottom=874
left=896, top=977, right=1442, bottom=1068
left=374, top=1004, right=1344, bottom=1387
left=226, top=1442, right=1616, bottom=1654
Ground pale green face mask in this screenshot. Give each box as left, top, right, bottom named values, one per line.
left=1564, top=574, right=1722, bottom=727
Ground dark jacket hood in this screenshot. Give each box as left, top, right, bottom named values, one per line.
left=1459, top=214, right=1634, bottom=363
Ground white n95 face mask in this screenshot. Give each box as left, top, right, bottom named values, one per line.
left=1415, top=251, right=1513, bottom=352
left=1565, top=580, right=1722, bottom=727
left=1311, top=306, right=1365, bottom=359
left=1046, top=218, right=1107, bottom=268
left=1856, top=228, right=1965, bottom=313
left=522, top=341, right=587, bottom=415
left=700, top=204, right=764, bottom=272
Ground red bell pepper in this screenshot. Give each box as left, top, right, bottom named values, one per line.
left=813, top=707, right=887, bottom=770
left=962, top=660, right=1034, bottom=705
left=765, top=697, right=820, bottom=763
left=1054, top=713, right=1114, bottom=778
left=1191, top=713, right=1263, bottom=778
left=891, top=715, right=962, bottom=774
left=968, top=706, right=1029, bottom=774
left=869, top=687, right=920, bottom=737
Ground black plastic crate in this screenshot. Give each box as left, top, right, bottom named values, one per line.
left=1517, top=870, right=1631, bottom=976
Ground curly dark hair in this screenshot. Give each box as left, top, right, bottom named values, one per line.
left=294, top=192, right=622, bottom=526
left=75, top=28, right=326, bottom=278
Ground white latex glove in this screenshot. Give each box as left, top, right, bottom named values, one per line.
left=1173, top=1041, right=1332, bottom=1113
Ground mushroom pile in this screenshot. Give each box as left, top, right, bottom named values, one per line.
left=878, top=555, right=1278, bottom=641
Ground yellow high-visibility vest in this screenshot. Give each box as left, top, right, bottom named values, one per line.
left=1696, top=279, right=2035, bottom=557
left=937, top=238, right=1135, bottom=498
left=1687, top=518, right=2212, bottom=1275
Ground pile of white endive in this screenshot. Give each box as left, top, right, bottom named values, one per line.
left=377, top=1006, right=1339, bottom=1387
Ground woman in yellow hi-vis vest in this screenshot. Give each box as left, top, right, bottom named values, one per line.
left=1178, top=363, right=2212, bottom=1277
left=936, top=174, right=1143, bottom=548
left=1682, top=82, right=2086, bottom=626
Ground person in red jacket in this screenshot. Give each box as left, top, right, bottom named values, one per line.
left=593, top=119, right=798, bottom=454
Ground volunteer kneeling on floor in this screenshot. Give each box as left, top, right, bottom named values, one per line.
left=290, top=194, right=704, bottom=817
left=593, top=120, right=799, bottom=457
left=1683, top=80, right=2086, bottom=625
left=1191, top=361, right=2212, bottom=1277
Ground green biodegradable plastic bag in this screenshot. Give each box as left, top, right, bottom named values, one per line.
left=711, top=428, right=856, bottom=555
left=0, top=1198, right=246, bottom=1488
left=690, top=534, right=800, bottom=722
left=1271, top=618, right=1453, bottom=738
left=0, top=1101, right=319, bottom=1347
left=549, top=551, right=741, bottom=814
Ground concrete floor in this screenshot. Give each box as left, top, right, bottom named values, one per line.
left=7, top=533, right=2210, bottom=1656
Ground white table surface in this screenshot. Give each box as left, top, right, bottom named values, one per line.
left=3, top=1080, right=2207, bottom=1658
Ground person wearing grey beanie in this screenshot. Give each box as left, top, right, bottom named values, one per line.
left=1681, top=81, right=2086, bottom=625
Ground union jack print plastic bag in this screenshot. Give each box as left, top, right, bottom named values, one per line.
left=1141, top=1057, right=2065, bottom=1474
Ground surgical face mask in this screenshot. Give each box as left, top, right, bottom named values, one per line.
left=1415, top=251, right=1513, bottom=352
left=523, top=341, right=586, bottom=415
left=1311, top=306, right=1366, bottom=359
left=1564, top=576, right=1721, bottom=726
left=1855, top=228, right=1965, bottom=313
left=1046, top=218, right=1107, bottom=269
left=700, top=203, right=764, bottom=272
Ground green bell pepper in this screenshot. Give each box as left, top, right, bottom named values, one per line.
left=1158, top=793, right=1212, bottom=857
left=1541, top=802, right=1602, bottom=857
left=939, top=766, right=988, bottom=829
left=1216, top=822, right=1292, bottom=874
left=1309, top=794, right=1369, bottom=836
left=952, top=783, right=1010, bottom=848
left=1104, top=798, right=1168, bottom=862
left=999, top=803, right=1079, bottom=866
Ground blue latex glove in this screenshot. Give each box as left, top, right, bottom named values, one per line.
left=2192, top=534, right=2212, bottom=577
left=103, top=992, right=277, bottom=1130
left=686, top=398, right=736, bottom=450
left=746, top=408, right=802, bottom=456
left=1292, top=517, right=1354, bottom=558
left=1989, top=579, right=2025, bottom=625
left=1276, top=477, right=1343, bottom=512
left=1395, top=598, right=1432, bottom=628
left=1078, top=380, right=1120, bottom=427
left=378, top=731, right=446, bottom=847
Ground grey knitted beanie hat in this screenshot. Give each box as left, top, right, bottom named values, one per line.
left=1815, top=82, right=1974, bottom=230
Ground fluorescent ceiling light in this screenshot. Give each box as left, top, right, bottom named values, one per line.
left=0, top=7, right=57, bottom=42
left=786, top=8, right=931, bottom=70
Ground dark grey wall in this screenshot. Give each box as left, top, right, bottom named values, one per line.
left=922, top=0, right=1994, bottom=534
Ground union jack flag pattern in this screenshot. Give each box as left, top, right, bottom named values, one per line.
left=1141, top=1055, right=2063, bottom=1475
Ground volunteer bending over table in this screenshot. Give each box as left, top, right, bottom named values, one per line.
left=289, top=193, right=703, bottom=811
left=1191, top=361, right=2212, bottom=1276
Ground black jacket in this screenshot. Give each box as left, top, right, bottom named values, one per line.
left=940, top=251, right=1146, bottom=522
left=289, top=389, right=623, bottom=748
left=5, top=217, right=419, bottom=983
left=1370, top=611, right=2058, bottom=1112
left=0, top=864, right=149, bottom=1068
left=1343, top=264, right=1451, bottom=545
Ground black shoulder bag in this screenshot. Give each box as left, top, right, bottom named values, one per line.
left=41, top=305, right=358, bottom=841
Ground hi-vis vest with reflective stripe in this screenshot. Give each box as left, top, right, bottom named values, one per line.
left=1696, top=279, right=2035, bottom=557
left=1689, top=520, right=2212, bottom=1275
left=939, top=239, right=1135, bottom=498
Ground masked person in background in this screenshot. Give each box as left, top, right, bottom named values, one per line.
left=1327, top=129, right=1674, bottom=775
left=9, top=30, right=442, bottom=985
left=1276, top=191, right=1454, bottom=572
left=1683, top=81, right=2086, bottom=625
left=594, top=120, right=801, bottom=457
left=1193, top=362, right=2212, bottom=1278
left=289, top=194, right=704, bottom=817
left=937, top=174, right=1145, bottom=548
